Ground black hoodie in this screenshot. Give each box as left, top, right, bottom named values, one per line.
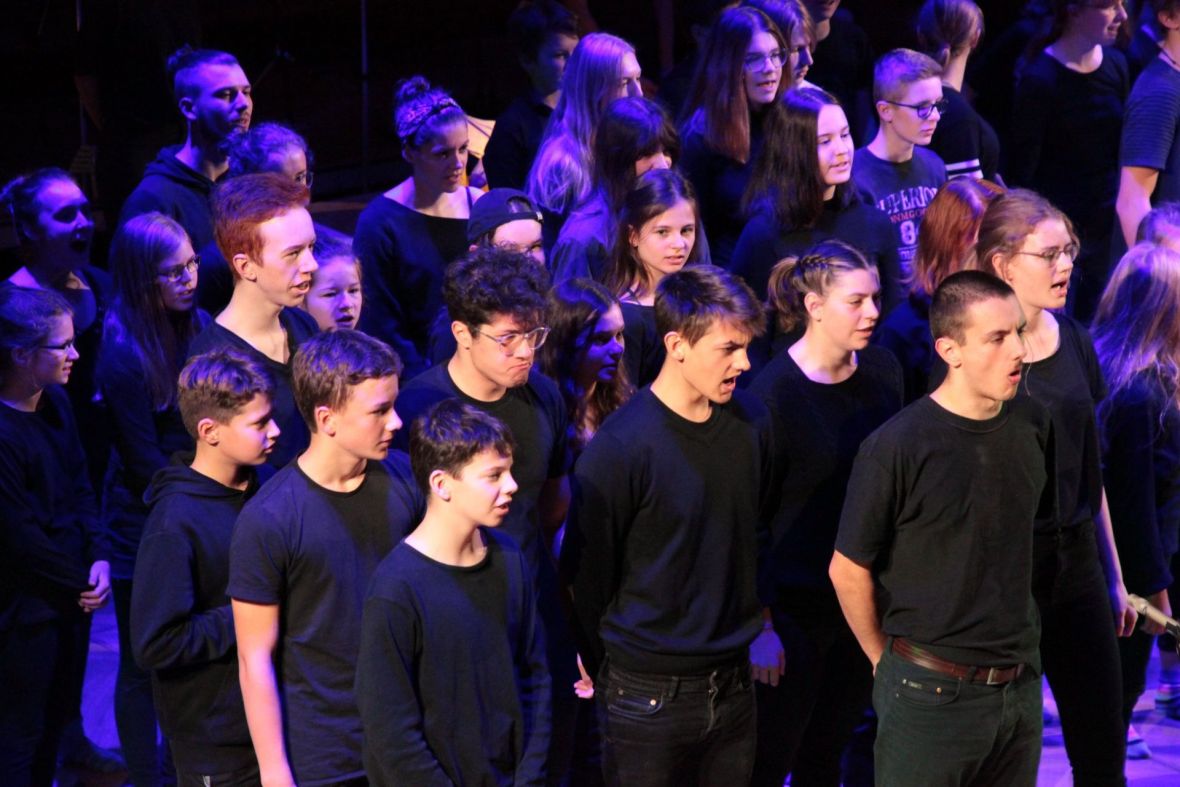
left=118, top=145, right=217, bottom=251
left=131, top=458, right=257, bottom=774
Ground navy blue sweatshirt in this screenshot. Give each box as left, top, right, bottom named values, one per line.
left=0, top=385, right=108, bottom=630
left=131, top=459, right=257, bottom=774
left=119, top=145, right=218, bottom=252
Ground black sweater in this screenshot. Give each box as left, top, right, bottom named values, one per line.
left=357, top=529, right=550, bottom=786
left=119, top=145, right=218, bottom=252
left=0, top=386, right=108, bottom=630
left=131, top=460, right=257, bottom=773
left=563, top=388, right=773, bottom=677
left=1101, top=373, right=1180, bottom=595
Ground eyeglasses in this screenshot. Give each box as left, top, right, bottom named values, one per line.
left=39, top=337, right=76, bottom=353
left=295, top=171, right=314, bottom=188
left=1012, top=245, right=1080, bottom=265
left=473, top=325, right=550, bottom=355
left=885, top=98, right=949, bottom=120
left=743, top=48, right=787, bottom=71
left=158, top=255, right=200, bottom=284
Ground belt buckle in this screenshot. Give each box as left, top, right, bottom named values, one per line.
left=985, top=667, right=1003, bottom=685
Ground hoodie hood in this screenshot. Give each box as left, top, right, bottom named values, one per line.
left=142, top=146, right=216, bottom=193
left=144, top=454, right=257, bottom=508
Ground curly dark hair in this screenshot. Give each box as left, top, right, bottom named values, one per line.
left=442, top=245, right=551, bottom=329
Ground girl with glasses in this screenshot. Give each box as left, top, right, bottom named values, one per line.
left=680, top=6, right=788, bottom=268
left=95, top=211, right=211, bottom=787
left=976, top=188, right=1135, bottom=785
left=1010, top=0, right=1131, bottom=321
left=0, top=285, right=111, bottom=785
left=605, top=168, right=702, bottom=388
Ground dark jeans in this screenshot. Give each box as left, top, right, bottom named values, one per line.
left=175, top=762, right=260, bottom=787
left=115, top=578, right=169, bottom=786
left=596, top=658, right=755, bottom=787
left=752, top=604, right=872, bottom=787
left=873, top=644, right=1042, bottom=787
left=1118, top=627, right=1156, bottom=728
left=0, top=614, right=89, bottom=786
left=1033, top=523, right=1127, bottom=787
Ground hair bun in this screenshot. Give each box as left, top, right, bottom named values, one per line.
left=395, top=76, right=433, bottom=109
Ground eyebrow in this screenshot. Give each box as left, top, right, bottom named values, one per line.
left=282, top=239, right=314, bottom=255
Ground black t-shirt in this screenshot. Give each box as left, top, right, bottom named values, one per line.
left=188, top=308, right=319, bottom=474
left=484, top=95, right=552, bottom=191
left=1120, top=56, right=1180, bottom=207
left=835, top=396, right=1054, bottom=668
left=928, top=85, right=1000, bottom=181
left=393, top=365, right=569, bottom=570
left=357, top=529, right=550, bottom=786
left=750, top=345, right=903, bottom=610
left=620, top=302, right=665, bottom=389
left=731, top=200, right=902, bottom=315
left=563, top=388, right=774, bottom=677
left=851, top=147, right=947, bottom=281
left=227, top=454, right=424, bottom=786
left=1100, top=371, right=1180, bottom=595
left=1009, top=49, right=1128, bottom=232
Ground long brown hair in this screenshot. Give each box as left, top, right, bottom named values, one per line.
left=911, top=178, right=1003, bottom=297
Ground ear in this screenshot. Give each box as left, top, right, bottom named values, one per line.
left=1161, top=9, right=1180, bottom=32
left=628, top=224, right=641, bottom=249
left=178, top=95, right=197, bottom=123
left=991, top=254, right=1015, bottom=285
left=314, top=404, right=335, bottom=436
left=10, top=346, right=34, bottom=370
left=429, top=468, right=451, bottom=501
left=196, top=417, right=220, bottom=445
left=664, top=330, right=687, bottom=360
left=452, top=320, right=473, bottom=349
left=875, top=100, right=893, bottom=123
left=401, top=145, right=417, bottom=167
left=231, top=253, right=255, bottom=281
left=803, top=291, right=824, bottom=322
left=933, top=335, right=963, bottom=368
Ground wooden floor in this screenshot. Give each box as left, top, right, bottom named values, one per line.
left=78, top=603, right=1180, bottom=785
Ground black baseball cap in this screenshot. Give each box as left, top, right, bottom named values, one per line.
left=466, top=188, right=544, bottom=244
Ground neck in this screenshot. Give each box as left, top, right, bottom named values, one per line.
left=930, top=376, right=1004, bottom=420
left=297, top=437, right=368, bottom=493
left=446, top=354, right=507, bottom=402
left=867, top=126, right=915, bottom=163
left=405, top=508, right=486, bottom=567
left=942, top=52, right=968, bottom=92
left=1020, top=299, right=1045, bottom=334
left=18, top=262, right=76, bottom=289
left=815, top=19, right=831, bottom=42
left=1047, top=32, right=1103, bottom=72
left=650, top=362, right=713, bottom=423
left=175, top=131, right=229, bottom=181
left=219, top=286, right=285, bottom=334
left=408, top=175, right=449, bottom=212
left=189, top=447, right=252, bottom=490
left=1163, top=33, right=1180, bottom=70
left=823, top=183, right=837, bottom=201
left=535, top=85, right=560, bottom=110
left=789, top=328, right=857, bottom=383
left=0, top=377, right=43, bottom=413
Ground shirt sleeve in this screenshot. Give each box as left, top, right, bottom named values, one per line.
left=131, top=529, right=236, bottom=670
left=227, top=497, right=291, bottom=605
left=834, top=439, right=899, bottom=566
left=1120, top=68, right=1180, bottom=171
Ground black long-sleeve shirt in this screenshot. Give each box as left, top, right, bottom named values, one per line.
left=0, top=385, right=107, bottom=630
left=563, top=388, right=774, bottom=677
left=357, top=529, right=550, bottom=786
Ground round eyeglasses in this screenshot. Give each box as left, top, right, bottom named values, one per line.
left=472, top=325, right=551, bottom=355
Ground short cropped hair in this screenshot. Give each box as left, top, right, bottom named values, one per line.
left=409, top=399, right=516, bottom=496
left=178, top=349, right=275, bottom=438
left=225, top=122, right=314, bottom=180
left=507, top=0, right=579, bottom=62
left=930, top=270, right=1017, bottom=344
left=292, top=329, right=403, bottom=431
left=655, top=265, right=765, bottom=345
left=1137, top=201, right=1180, bottom=245
left=443, top=245, right=550, bottom=329
left=167, top=45, right=242, bottom=103
left=212, top=172, right=310, bottom=273
left=873, top=48, right=944, bottom=103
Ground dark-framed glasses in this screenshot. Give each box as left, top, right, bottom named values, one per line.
left=743, top=49, right=787, bottom=71
left=39, top=337, right=76, bottom=353
left=295, top=171, right=314, bottom=188
left=473, top=325, right=551, bottom=355
left=1012, top=244, right=1080, bottom=265
left=158, top=255, right=201, bottom=284
left=885, top=98, right=949, bottom=120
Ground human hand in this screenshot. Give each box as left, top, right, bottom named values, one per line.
left=749, top=627, right=786, bottom=686
left=1111, top=582, right=1138, bottom=637
left=573, top=654, right=594, bottom=699
left=79, top=560, right=111, bottom=612
left=1142, top=589, right=1173, bottom=636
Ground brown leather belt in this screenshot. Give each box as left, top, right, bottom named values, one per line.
left=891, top=638, right=1025, bottom=686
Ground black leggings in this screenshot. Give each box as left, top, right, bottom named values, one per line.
left=1033, top=523, right=1126, bottom=787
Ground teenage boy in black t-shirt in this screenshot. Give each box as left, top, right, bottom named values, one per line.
left=189, top=172, right=321, bottom=473
left=563, top=266, right=778, bottom=787
left=358, top=400, right=550, bottom=785
left=132, top=349, right=278, bottom=785
left=830, top=271, right=1055, bottom=786
left=230, top=330, right=423, bottom=787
